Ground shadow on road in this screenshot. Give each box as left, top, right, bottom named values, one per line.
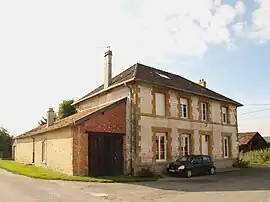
left=130, top=167, right=270, bottom=192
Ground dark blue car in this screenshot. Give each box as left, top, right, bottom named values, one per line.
left=167, top=155, right=216, bottom=178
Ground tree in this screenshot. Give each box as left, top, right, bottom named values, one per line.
left=0, top=127, right=12, bottom=158
left=58, top=99, right=77, bottom=119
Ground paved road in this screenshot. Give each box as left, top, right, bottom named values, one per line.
left=1, top=166, right=270, bottom=202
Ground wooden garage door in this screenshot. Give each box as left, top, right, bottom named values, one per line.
left=88, top=132, right=124, bottom=176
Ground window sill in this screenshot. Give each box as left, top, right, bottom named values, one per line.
left=156, top=160, right=167, bottom=164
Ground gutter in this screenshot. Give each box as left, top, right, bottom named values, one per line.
left=124, top=82, right=133, bottom=175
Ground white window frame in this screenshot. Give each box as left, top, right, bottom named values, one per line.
left=181, top=134, right=190, bottom=156
left=41, top=140, right=46, bottom=163
left=222, top=107, right=228, bottom=124
left=223, top=136, right=229, bottom=159
left=155, top=92, right=166, bottom=116
left=180, top=98, right=188, bottom=119
left=156, top=133, right=167, bottom=162
left=201, top=102, right=207, bottom=121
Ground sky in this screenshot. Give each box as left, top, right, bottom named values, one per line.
left=0, top=0, right=269, bottom=136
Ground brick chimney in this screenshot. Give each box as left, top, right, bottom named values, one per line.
left=198, top=79, right=207, bottom=87
left=104, top=50, right=112, bottom=89
left=47, top=108, right=55, bottom=127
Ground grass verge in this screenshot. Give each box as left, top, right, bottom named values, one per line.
left=0, top=160, right=158, bottom=183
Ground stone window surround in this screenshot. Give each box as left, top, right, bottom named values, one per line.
left=151, top=87, right=171, bottom=117
left=177, top=93, right=193, bottom=120
left=155, top=133, right=167, bottom=162
left=199, top=130, right=213, bottom=157
left=220, top=104, right=230, bottom=125
left=198, top=98, right=212, bottom=122
left=151, top=127, right=172, bottom=164
left=142, top=84, right=237, bottom=126
left=221, top=132, right=233, bottom=159
left=178, top=129, right=195, bottom=157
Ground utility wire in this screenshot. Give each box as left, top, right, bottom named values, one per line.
left=239, top=107, right=270, bottom=116
left=243, top=104, right=270, bottom=106
left=240, top=115, right=270, bottom=120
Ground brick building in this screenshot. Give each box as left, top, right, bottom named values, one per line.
left=13, top=50, right=243, bottom=176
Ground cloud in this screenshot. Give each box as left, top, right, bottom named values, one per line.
left=232, top=22, right=247, bottom=36
left=235, top=1, right=246, bottom=16
left=116, top=0, right=246, bottom=59
left=250, top=0, right=270, bottom=43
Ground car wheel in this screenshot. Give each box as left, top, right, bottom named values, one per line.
left=209, top=167, right=216, bottom=175
left=186, top=170, right=192, bottom=178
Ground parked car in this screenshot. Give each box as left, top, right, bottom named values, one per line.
left=166, top=155, right=216, bottom=178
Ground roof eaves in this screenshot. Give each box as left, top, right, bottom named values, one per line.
left=72, top=78, right=135, bottom=106
left=135, top=79, right=243, bottom=106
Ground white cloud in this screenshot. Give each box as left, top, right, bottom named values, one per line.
left=235, top=1, right=246, bottom=16
left=250, top=0, right=270, bottom=42
left=0, top=0, right=249, bottom=134
left=126, top=0, right=245, bottom=57
left=233, top=22, right=247, bottom=36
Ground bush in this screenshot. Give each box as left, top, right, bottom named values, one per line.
left=137, top=168, right=156, bottom=177
left=232, top=158, right=249, bottom=168
left=242, top=148, right=270, bottom=164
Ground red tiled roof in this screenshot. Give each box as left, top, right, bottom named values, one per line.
left=15, top=97, right=126, bottom=139
left=238, top=132, right=258, bottom=145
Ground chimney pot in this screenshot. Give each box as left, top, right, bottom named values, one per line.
left=198, top=79, right=207, bottom=87
left=104, top=50, right=112, bottom=89
left=47, top=108, right=55, bottom=127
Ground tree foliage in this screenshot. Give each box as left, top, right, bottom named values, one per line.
left=58, top=99, right=77, bottom=119
left=0, top=127, right=12, bottom=154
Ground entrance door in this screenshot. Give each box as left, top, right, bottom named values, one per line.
left=181, top=134, right=190, bottom=156
left=88, top=133, right=124, bottom=176
left=201, top=135, right=209, bottom=155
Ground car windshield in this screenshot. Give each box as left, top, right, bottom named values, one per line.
left=176, top=156, right=193, bottom=162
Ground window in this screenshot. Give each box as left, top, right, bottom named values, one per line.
left=222, top=107, right=228, bottom=123
left=201, top=135, right=210, bottom=155
left=194, top=156, right=203, bottom=164
left=181, top=134, right=190, bottom=156
left=223, top=136, right=229, bottom=158
left=201, top=102, right=207, bottom=121
left=156, top=133, right=167, bottom=161
left=202, top=156, right=211, bottom=163
left=155, top=92, right=166, bottom=116
left=41, top=140, right=46, bottom=163
left=180, top=98, right=188, bottom=118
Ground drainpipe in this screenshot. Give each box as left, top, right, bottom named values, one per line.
left=124, top=82, right=133, bottom=175
left=234, top=109, right=240, bottom=160
left=30, top=136, right=35, bottom=164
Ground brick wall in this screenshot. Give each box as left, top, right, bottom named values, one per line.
left=83, top=101, right=126, bottom=134
left=73, top=101, right=127, bottom=176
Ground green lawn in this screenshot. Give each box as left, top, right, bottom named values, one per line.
left=0, top=160, right=157, bottom=183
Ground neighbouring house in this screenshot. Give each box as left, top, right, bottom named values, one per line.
left=13, top=50, right=243, bottom=176
left=238, top=132, right=269, bottom=153
left=264, top=136, right=270, bottom=145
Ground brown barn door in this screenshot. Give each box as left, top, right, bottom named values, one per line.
left=88, top=133, right=124, bottom=176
